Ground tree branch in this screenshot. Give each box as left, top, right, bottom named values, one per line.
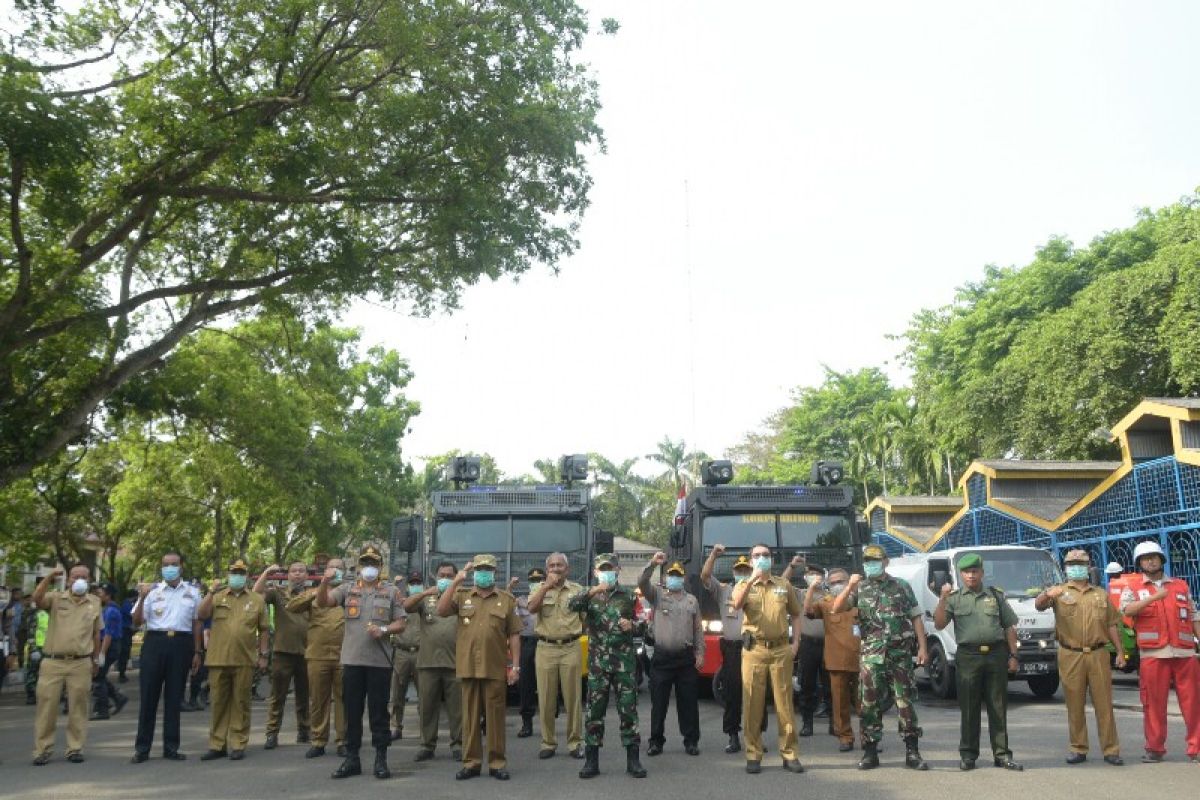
left=159, top=184, right=442, bottom=205
left=0, top=154, right=31, bottom=331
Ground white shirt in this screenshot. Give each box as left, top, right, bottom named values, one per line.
left=135, top=581, right=201, bottom=632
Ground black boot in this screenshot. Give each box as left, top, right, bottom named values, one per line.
left=332, top=753, right=362, bottom=779
left=858, top=742, right=879, bottom=770
left=904, top=736, right=928, bottom=771
left=626, top=744, right=646, bottom=778
left=517, top=717, right=533, bottom=738
left=579, top=745, right=600, bottom=779
left=725, top=733, right=741, bottom=754
left=799, top=715, right=813, bottom=737
left=373, top=748, right=390, bottom=779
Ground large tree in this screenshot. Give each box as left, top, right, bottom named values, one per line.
left=0, top=0, right=603, bottom=487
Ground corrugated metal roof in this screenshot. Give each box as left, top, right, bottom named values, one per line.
left=890, top=525, right=945, bottom=545
left=880, top=495, right=963, bottom=508
left=1144, top=397, right=1200, bottom=409
left=976, top=460, right=1121, bottom=472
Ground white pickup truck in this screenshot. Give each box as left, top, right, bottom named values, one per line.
left=887, top=545, right=1063, bottom=699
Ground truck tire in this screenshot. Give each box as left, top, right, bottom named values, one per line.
left=1027, top=674, right=1059, bottom=698
left=927, top=642, right=956, bottom=700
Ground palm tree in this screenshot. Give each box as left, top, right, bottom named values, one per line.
left=590, top=454, right=647, bottom=539
left=646, top=436, right=709, bottom=492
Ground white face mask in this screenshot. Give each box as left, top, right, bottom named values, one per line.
left=71, top=578, right=89, bottom=596
left=360, top=566, right=380, bottom=582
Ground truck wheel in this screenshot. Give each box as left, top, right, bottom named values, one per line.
left=1027, top=674, right=1059, bottom=699
left=712, top=671, right=726, bottom=708
left=927, top=642, right=956, bottom=700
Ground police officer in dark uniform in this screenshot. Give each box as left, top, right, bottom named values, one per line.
left=934, top=552, right=1023, bottom=771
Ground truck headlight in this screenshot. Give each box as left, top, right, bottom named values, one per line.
left=703, top=620, right=723, bottom=634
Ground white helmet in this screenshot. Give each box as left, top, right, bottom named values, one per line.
left=1104, top=561, right=1123, bottom=575
left=1133, top=540, right=1165, bottom=567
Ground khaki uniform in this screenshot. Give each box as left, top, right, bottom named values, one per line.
left=390, top=605, right=421, bottom=734
left=263, top=584, right=309, bottom=739
left=286, top=588, right=346, bottom=749
left=206, top=588, right=270, bottom=752
left=414, top=593, right=462, bottom=753
left=1046, top=582, right=1121, bottom=757
left=811, top=594, right=861, bottom=745
left=449, top=587, right=521, bottom=770
left=739, top=576, right=802, bottom=762
left=534, top=581, right=585, bottom=752
left=34, top=591, right=100, bottom=757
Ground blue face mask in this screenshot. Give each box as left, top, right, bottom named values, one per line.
left=597, top=570, right=617, bottom=587
left=753, top=556, right=772, bottom=571
left=863, top=561, right=884, bottom=578
left=331, top=569, right=344, bottom=586
left=1065, top=565, right=1090, bottom=581
left=733, top=572, right=750, bottom=584
left=161, top=565, right=181, bottom=582
left=665, top=576, right=685, bottom=591
left=474, top=570, right=496, bottom=589
left=436, top=577, right=452, bottom=593
left=407, top=584, right=424, bottom=596
left=227, top=574, right=247, bottom=590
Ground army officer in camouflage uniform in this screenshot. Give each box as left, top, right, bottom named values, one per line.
left=832, top=544, right=930, bottom=771
left=934, top=552, right=1023, bottom=771
left=569, top=554, right=647, bottom=779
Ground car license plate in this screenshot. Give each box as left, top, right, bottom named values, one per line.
left=1019, top=661, right=1052, bottom=675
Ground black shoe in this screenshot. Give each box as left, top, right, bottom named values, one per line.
left=33, top=752, right=51, bottom=766
left=297, top=730, right=310, bottom=744
left=746, top=760, right=762, bottom=774
left=858, top=743, right=879, bottom=770
left=685, top=744, right=700, bottom=756
left=489, top=768, right=510, bottom=780
left=264, top=734, right=278, bottom=750
left=799, top=719, right=814, bottom=737
left=725, top=734, right=741, bottom=754
left=451, top=747, right=462, bottom=761
left=517, top=719, right=533, bottom=738
left=162, top=751, right=186, bottom=761
left=113, top=694, right=128, bottom=715
left=374, top=749, right=390, bottom=779
left=414, top=749, right=434, bottom=762
left=838, top=741, right=854, bottom=752
left=66, top=752, right=85, bottom=764
left=455, top=767, right=481, bottom=780
left=783, top=759, right=805, bottom=773
left=904, top=737, right=928, bottom=771
left=336, top=745, right=348, bottom=758
left=200, top=749, right=227, bottom=761
left=131, top=752, right=149, bottom=763
left=539, top=748, right=555, bottom=759
left=306, top=746, right=326, bottom=758
left=1065, top=752, right=1087, bottom=765
left=994, top=758, right=1023, bottom=771
left=646, top=742, right=663, bottom=756
left=332, top=756, right=362, bottom=778
left=626, top=744, right=646, bottom=778
left=570, top=745, right=585, bottom=759
left=390, top=729, right=402, bottom=742
left=960, top=758, right=976, bottom=771
left=579, top=745, right=599, bottom=778
left=229, top=750, right=245, bottom=761
left=815, top=704, right=832, bottom=718
left=1141, top=752, right=1165, bottom=763
left=1104, top=755, right=1124, bottom=766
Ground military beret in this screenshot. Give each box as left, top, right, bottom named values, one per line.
left=956, top=553, right=983, bottom=570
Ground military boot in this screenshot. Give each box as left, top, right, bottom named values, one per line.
left=799, top=714, right=814, bottom=737
left=858, top=742, right=879, bottom=770
left=626, top=744, right=647, bottom=778
left=332, top=753, right=362, bottom=779
left=579, top=745, right=600, bottom=779
left=373, top=747, right=390, bottom=779
left=904, top=736, right=929, bottom=771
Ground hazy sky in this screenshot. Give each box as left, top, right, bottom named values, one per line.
left=346, top=1, right=1200, bottom=479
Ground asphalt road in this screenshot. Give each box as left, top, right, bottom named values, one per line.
left=0, top=672, right=1195, bottom=799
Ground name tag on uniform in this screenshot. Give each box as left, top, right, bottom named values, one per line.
left=1138, top=589, right=1150, bottom=600
left=852, top=625, right=861, bottom=638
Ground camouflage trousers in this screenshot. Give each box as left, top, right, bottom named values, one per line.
left=584, top=660, right=640, bottom=748
left=859, top=651, right=922, bottom=744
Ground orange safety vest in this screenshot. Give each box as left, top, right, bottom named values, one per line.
left=1106, top=573, right=1136, bottom=628
left=1128, top=575, right=1197, bottom=651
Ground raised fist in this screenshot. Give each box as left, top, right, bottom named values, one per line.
left=137, top=582, right=153, bottom=597
left=848, top=574, right=863, bottom=589
left=209, top=579, right=223, bottom=592
left=1045, top=585, right=1065, bottom=599
left=323, top=566, right=337, bottom=582
left=48, top=567, right=65, bottom=580
left=266, top=564, right=281, bottom=575
left=462, top=561, right=475, bottom=573
left=790, top=555, right=805, bottom=568
left=939, top=584, right=953, bottom=599
left=652, top=552, right=667, bottom=565
left=711, top=543, right=726, bottom=556
left=507, top=576, right=520, bottom=589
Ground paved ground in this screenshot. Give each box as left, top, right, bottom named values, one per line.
left=0, top=671, right=1196, bottom=799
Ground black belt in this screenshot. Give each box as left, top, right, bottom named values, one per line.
left=957, top=642, right=1006, bottom=655
left=395, top=644, right=419, bottom=653
left=44, top=653, right=91, bottom=660
left=145, top=630, right=192, bottom=637
left=538, top=634, right=581, bottom=645
left=1059, top=642, right=1107, bottom=653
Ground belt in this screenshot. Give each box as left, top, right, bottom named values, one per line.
left=957, top=642, right=1006, bottom=654
left=395, top=644, right=419, bottom=653
left=145, top=630, right=191, bottom=637
left=759, top=637, right=789, bottom=649
left=1059, top=642, right=1108, bottom=653
left=44, top=653, right=91, bottom=660
left=538, top=634, right=581, bottom=645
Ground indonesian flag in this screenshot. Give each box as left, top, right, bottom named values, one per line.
left=673, top=484, right=687, bottom=526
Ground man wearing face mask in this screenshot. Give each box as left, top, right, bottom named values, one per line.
left=1035, top=549, right=1125, bottom=766
left=404, top=562, right=463, bottom=762
left=805, top=567, right=861, bottom=752
left=782, top=557, right=830, bottom=738
left=1118, top=540, right=1200, bottom=763
left=387, top=571, right=424, bottom=742
left=197, top=559, right=270, bottom=762
left=701, top=546, right=754, bottom=754
left=527, top=552, right=587, bottom=760
left=732, top=543, right=804, bottom=775
left=318, top=545, right=408, bottom=779
left=640, top=553, right=704, bottom=757
left=832, top=544, right=929, bottom=771
left=30, top=564, right=101, bottom=765
left=286, top=556, right=348, bottom=759
left=570, top=553, right=647, bottom=779
left=254, top=561, right=311, bottom=749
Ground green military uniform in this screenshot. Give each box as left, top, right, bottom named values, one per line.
left=940, top=553, right=1019, bottom=766
left=568, top=554, right=645, bottom=770
left=854, top=545, right=924, bottom=767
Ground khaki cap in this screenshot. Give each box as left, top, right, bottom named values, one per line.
left=1063, top=549, right=1091, bottom=564
left=228, top=558, right=249, bottom=573
left=473, top=554, right=498, bottom=569
left=358, top=544, right=383, bottom=563
left=666, top=561, right=686, bottom=576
